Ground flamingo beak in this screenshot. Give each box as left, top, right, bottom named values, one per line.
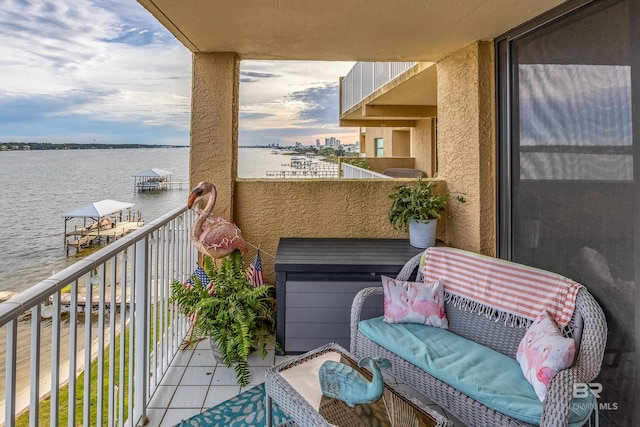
left=187, top=187, right=204, bottom=209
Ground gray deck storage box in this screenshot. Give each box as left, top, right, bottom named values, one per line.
left=274, top=238, right=424, bottom=354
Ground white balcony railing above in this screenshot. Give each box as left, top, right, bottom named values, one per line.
left=0, top=206, right=195, bottom=427
left=341, top=62, right=418, bottom=114
left=340, top=162, right=391, bottom=179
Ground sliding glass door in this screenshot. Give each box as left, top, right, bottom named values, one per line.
left=497, top=0, right=638, bottom=423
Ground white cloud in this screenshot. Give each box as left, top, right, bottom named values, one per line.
left=0, top=0, right=191, bottom=137
left=0, top=1, right=358, bottom=146
left=239, top=60, right=359, bottom=144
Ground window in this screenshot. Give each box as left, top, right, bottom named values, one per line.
left=375, top=138, right=384, bottom=157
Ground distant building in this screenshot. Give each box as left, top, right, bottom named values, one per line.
left=316, top=139, right=320, bottom=147
left=324, top=137, right=340, bottom=147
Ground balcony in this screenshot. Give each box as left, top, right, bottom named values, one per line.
left=0, top=205, right=462, bottom=426
left=340, top=162, right=391, bottom=179
left=341, top=62, right=419, bottom=114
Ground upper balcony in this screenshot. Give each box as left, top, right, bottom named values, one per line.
left=340, top=62, right=419, bottom=113
left=339, top=62, right=438, bottom=129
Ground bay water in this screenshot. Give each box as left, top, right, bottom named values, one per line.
left=0, top=147, right=309, bottom=293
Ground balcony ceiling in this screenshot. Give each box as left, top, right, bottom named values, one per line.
left=137, top=0, right=565, bottom=61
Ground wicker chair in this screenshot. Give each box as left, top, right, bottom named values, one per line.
left=350, top=251, right=608, bottom=427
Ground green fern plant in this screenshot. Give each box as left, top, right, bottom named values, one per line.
left=170, top=250, right=276, bottom=386
left=389, top=178, right=466, bottom=232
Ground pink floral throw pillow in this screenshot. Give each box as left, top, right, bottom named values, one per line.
left=381, top=276, right=448, bottom=329
left=516, top=310, right=576, bottom=401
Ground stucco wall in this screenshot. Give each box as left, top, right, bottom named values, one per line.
left=358, top=157, right=415, bottom=173
left=235, top=178, right=447, bottom=283
left=391, top=130, right=411, bottom=156
left=364, top=127, right=399, bottom=157
left=437, top=41, right=495, bottom=255
left=412, top=119, right=434, bottom=177
left=190, top=52, right=239, bottom=219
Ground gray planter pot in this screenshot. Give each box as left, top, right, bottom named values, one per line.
left=409, top=218, right=437, bottom=248
left=208, top=337, right=225, bottom=364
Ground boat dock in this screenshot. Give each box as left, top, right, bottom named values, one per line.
left=268, top=157, right=339, bottom=178
left=62, top=199, right=144, bottom=255
left=65, top=220, right=144, bottom=253
left=132, top=168, right=188, bottom=191
left=266, top=169, right=339, bottom=178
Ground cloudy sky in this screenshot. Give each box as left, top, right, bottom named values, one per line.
left=0, top=0, right=358, bottom=146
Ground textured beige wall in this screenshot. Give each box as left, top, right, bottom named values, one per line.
left=391, top=130, right=411, bottom=156
left=235, top=178, right=447, bottom=283
left=364, top=127, right=420, bottom=159
left=190, top=52, right=240, bottom=219
left=364, top=127, right=393, bottom=157
left=437, top=41, right=495, bottom=255
left=412, top=119, right=434, bottom=177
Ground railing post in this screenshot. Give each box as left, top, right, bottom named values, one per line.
left=5, top=319, right=17, bottom=427
left=133, top=237, right=149, bottom=426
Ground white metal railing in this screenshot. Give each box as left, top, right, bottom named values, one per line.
left=341, top=61, right=418, bottom=113
left=340, top=162, right=391, bottom=179
left=0, top=206, right=196, bottom=427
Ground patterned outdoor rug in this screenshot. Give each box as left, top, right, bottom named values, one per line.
left=175, top=383, right=292, bottom=426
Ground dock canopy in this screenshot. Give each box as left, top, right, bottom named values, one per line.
left=61, top=200, right=134, bottom=220
left=132, top=168, right=173, bottom=191
left=131, top=168, right=172, bottom=178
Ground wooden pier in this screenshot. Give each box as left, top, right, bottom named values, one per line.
left=266, top=168, right=339, bottom=178
left=65, top=220, right=144, bottom=254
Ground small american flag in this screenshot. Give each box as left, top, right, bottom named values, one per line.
left=185, top=265, right=214, bottom=295
left=247, top=250, right=265, bottom=287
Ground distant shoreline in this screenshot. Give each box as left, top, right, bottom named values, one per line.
left=0, top=142, right=188, bottom=151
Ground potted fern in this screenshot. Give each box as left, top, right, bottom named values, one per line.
left=170, top=251, right=276, bottom=386
left=389, top=178, right=465, bottom=248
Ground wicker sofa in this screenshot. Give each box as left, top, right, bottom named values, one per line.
left=350, top=247, right=607, bottom=427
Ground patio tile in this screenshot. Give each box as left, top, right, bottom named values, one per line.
left=239, top=383, right=261, bottom=393
left=170, top=384, right=209, bottom=408
left=211, top=365, right=240, bottom=385
left=248, top=366, right=267, bottom=385
left=149, top=385, right=177, bottom=408
left=189, top=348, right=217, bottom=367
left=195, top=338, right=210, bottom=350
left=180, top=366, right=215, bottom=386
left=170, top=349, right=194, bottom=367
left=203, top=385, right=242, bottom=408
left=145, top=408, right=166, bottom=426
left=160, top=366, right=186, bottom=386
left=161, top=408, right=199, bottom=427
left=247, top=348, right=275, bottom=366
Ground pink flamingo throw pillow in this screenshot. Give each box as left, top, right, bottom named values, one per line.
left=382, top=276, right=448, bottom=329
left=516, top=310, right=576, bottom=401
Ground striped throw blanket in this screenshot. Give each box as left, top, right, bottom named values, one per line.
left=421, top=247, right=581, bottom=327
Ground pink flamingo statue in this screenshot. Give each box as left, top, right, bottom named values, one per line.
left=187, top=181, right=247, bottom=259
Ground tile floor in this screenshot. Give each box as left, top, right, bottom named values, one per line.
left=146, top=340, right=464, bottom=427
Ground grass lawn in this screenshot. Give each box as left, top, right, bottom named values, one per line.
left=15, top=312, right=169, bottom=427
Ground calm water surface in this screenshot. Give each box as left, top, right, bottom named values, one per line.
left=0, top=148, right=190, bottom=292
left=0, top=147, right=311, bottom=292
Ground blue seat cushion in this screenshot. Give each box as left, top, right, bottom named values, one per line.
left=358, top=317, right=594, bottom=426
